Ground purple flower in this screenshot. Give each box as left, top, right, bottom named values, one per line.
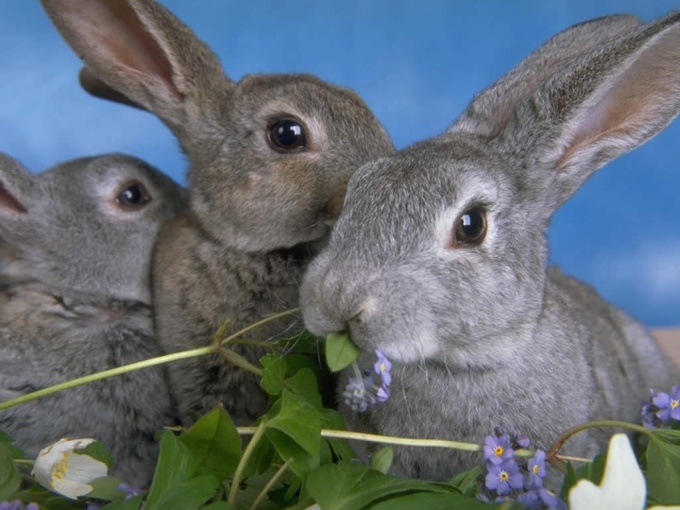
left=342, top=375, right=376, bottom=412
left=0, top=502, right=39, bottom=510
left=483, top=434, right=514, bottom=465
left=652, top=385, right=680, bottom=422
left=641, top=402, right=657, bottom=429
left=518, top=489, right=565, bottom=510
left=374, top=349, right=392, bottom=386
left=117, top=483, right=143, bottom=500
left=485, top=458, right=524, bottom=496
left=527, top=450, right=547, bottom=489
left=514, top=432, right=531, bottom=449
left=344, top=351, right=392, bottom=412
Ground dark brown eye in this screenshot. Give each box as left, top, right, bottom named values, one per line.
left=268, top=119, right=307, bottom=151
left=115, top=181, right=151, bottom=210
left=454, top=207, right=487, bottom=246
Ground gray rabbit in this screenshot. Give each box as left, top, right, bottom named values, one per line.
left=0, top=153, right=184, bottom=488
left=40, top=0, right=395, bottom=425
left=300, top=12, right=680, bottom=481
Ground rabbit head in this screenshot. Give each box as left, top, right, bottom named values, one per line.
left=40, top=0, right=394, bottom=253
left=301, top=11, right=680, bottom=368
left=0, top=153, right=184, bottom=304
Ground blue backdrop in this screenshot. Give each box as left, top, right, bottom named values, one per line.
left=0, top=1, right=678, bottom=327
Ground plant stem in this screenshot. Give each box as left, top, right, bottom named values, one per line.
left=0, top=345, right=215, bottom=411
left=218, top=347, right=263, bottom=377
left=229, top=420, right=267, bottom=507
left=220, top=308, right=300, bottom=347
left=249, top=457, right=293, bottom=510
left=547, top=419, right=651, bottom=472
left=236, top=426, right=536, bottom=457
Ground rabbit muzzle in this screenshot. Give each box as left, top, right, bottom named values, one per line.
left=301, top=257, right=443, bottom=364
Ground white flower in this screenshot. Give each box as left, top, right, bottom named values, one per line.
left=568, top=433, right=680, bottom=510
left=32, top=438, right=109, bottom=500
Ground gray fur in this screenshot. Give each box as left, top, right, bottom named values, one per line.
left=301, top=13, right=680, bottom=481
left=0, top=153, right=184, bottom=487
left=40, top=0, right=395, bottom=424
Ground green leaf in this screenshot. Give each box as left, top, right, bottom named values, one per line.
left=101, top=494, right=144, bottom=510
left=305, top=460, right=368, bottom=510
left=448, top=465, right=482, bottom=497
left=260, top=353, right=288, bottom=396
left=306, top=461, right=455, bottom=510
left=646, top=433, right=680, bottom=504
left=369, top=447, right=393, bottom=474
left=77, top=440, right=115, bottom=468
left=284, top=367, right=323, bottom=408
left=145, top=431, right=193, bottom=508
left=88, top=476, right=127, bottom=501
left=267, top=390, right=321, bottom=456
left=0, top=430, right=26, bottom=460
left=265, top=428, right=320, bottom=478
left=369, top=490, right=514, bottom=509
left=325, top=332, right=359, bottom=372
left=320, top=408, right=355, bottom=461
left=146, top=474, right=219, bottom=510
left=201, top=502, right=234, bottom=510
left=0, top=444, right=21, bottom=500
left=180, top=407, right=242, bottom=481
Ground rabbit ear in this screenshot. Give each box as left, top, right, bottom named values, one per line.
left=451, top=14, right=642, bottom=138
left=78, top=67, right=147, bottom=111
left=534, top=12, right=680, bottom=203
left=40, top=0, right=229, bottom=130
left=0, top=155, right=33, bottom=215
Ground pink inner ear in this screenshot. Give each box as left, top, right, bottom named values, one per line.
left=557, top=24, right=680, bottom=170
left=86, top=1, right=180, bottom=98
left=0, top=184, right=27, bottom=214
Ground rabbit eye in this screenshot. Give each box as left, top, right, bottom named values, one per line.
left=454, top=207, right=487, bottom=246
left=268, top=119, right=307, bottom=152
left=115, top=181, right=151, bottom=210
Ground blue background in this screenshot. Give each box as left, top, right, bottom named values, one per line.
left=0, top=1, right=678, bottom=327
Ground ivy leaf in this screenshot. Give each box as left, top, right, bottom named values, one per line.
left=325, top=332, right=359, bottom=372
left=76, top=440, right=115, bottom=469
left=146, top=475, right=219, bottom=510
left=305, top=460, right=368, bottom=509
left=265, top=428, right=320, bottom=478
left=284, top=367, right=323, bottom=408
left=0, top=443, right=21, bottom=501
left=448, top=465, right=482, bottom=497
left=306, top=461, right=455, bottom=510
left=267, top=390, right=321, bottom=456
left=101, top=494, right=144, bottom=510
left=369, top=490, right=515, bottom=509
left=180, top=407, right=242, bottom=481
left=145, top=431, right=193, bottom=508
left=260, top=353, right=288, bottom=396
left=369, top=447, right=393, bottom=474
left=646, top=432, right=680, bottom=504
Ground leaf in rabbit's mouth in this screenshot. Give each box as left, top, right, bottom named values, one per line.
left=325, top=331, right=359, bottom=372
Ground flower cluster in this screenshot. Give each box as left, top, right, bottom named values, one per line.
left=342, top=349, right=392, bottom=412
left=641, top=385, right=680, bottom=429
left=0, top=502, right=38, bottom=510
left=483, top=431, right=565, bottom=509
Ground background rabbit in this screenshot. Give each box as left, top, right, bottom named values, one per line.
left=40, top=0, right=394, bottom=425
left=0, top=153, right=184, bottom=488
left=300, top=12, right=680, bottom=481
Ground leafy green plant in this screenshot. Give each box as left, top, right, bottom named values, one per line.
left=0, top=311, right=677, bottom=509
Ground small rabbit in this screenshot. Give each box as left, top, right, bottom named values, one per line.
left=0, top=153, right=185, bottom=488
left=40, top=0, right=395, bottom=425
left=300, top=12, right=680, bottom=481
